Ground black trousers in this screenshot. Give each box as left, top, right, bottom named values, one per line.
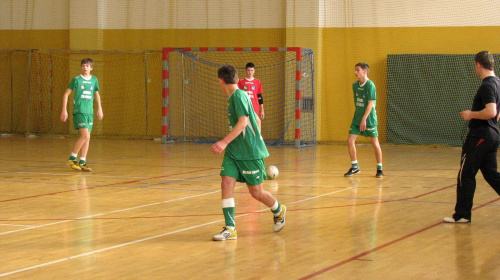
left=454, top=136, right=500, bottom=220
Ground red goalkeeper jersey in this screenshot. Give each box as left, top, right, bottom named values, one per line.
left=238, top=77, right=263, bottom=115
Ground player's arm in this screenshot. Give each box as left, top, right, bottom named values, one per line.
left=460, top=103, right=497, bottom=121
left=258, top=93, right=264, bottom=120
left=359, top=100, right=374, bottom=131
left=94, top=91, right=104, bottom=120
left=212, top=115, right=248, bottom=154
left=60, top=88, right=72, bottom=122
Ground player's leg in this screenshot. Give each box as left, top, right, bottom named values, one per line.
left=345, top=131, right=360, bottom=176
left=213, top=157, right=239, bottom=241
left=444, top=136, right=483, bottom=223
left=78, top=114, right=93, bottom=171
left=66, top=114, right=83, bottom=170
left=77, top=128, right=92, bottom=172
left=247, top=183, right=287, bottom=232
left=479, top=139, right=500, bottom=196
left=370, top=136, right=384, bottom=178
left=244, top=159, right=286, bottom=232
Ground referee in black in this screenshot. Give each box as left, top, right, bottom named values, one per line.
left=444, top=51, right=500, bottom=223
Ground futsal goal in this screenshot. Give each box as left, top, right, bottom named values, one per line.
left=162, top=47, right=316, bottom=148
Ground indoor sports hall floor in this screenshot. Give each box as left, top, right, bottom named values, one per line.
left=0, top=135, right=499, bottom=279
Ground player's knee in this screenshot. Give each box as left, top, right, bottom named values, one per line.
left=79, top=134, right=90, bottom=141
left=248, top=188, right=263, bottom=200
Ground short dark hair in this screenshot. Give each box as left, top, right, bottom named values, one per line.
left=218, top=64, right=239, bottom=84
left=474, top=51, right=494, bottom=70
left=81, top=58, right=94, bottom=67
left=245, top=62, right=255, bottom=69
left=355, top=62, right=370, bottom=73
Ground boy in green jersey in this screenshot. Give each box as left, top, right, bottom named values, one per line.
left=60, top=58, right=103, bottom=172
left=211, top=64, right=286, bottom=241
left=345, top=63, right=383, bottom=178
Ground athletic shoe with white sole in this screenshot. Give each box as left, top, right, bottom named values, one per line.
left=443, top=216, right=470, bottom=223
left=273, top=205, right=287, bottom=232
left=212, top=226, right=237, bottom=241
left=344, top=167, right=360, bottom=177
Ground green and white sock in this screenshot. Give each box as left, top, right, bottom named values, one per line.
left=377, top=163, right=383, bottom=170
left=69, top=153, right=77, bottom=161
left=222, top=198, right=236, bottom=228
left=271, top=200, right=282, bottom=217
left=352, top=161, right=359, bottom=168
left=79, top=157, right=86, bottom=165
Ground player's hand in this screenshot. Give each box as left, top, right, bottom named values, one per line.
left=212, top=141, right=227, bottom=155
left=60, top=111, right=68, bottom=122
left=460, top=110, right=472, bottom=121
left=359, top=120, right=367, bottom=131
left=260, top=111, right=265, bottom=120
left=97, top=109, right=104, bottom=120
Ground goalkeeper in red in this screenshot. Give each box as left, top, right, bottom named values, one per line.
left=211, top=64, right=286, bottom=241
left=344, top=62, right=383, bottom=178
left=60, top=58, right=103, bottom=172
left=238, top=62, right=264, bottom=132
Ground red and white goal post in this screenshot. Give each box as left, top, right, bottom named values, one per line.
left=162, top=47, right=315, bottom=148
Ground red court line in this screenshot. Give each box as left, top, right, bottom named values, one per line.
left=0, top=168, right=216, bottom=203
left=298, top=196, right=500, bottom=280
left=402, top=184, right=455, bottom=200
left=0, top=184, right=461, bottom=222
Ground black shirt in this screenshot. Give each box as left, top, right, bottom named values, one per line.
left=468, top=76, right=500, bottom=140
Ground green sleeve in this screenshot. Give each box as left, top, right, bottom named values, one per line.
left=366, top=81, right=376, bottom=100
left=67, top=77, right=76, bottom=90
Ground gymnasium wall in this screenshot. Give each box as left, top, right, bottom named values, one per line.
left=1, top=0, right=500, bottom=142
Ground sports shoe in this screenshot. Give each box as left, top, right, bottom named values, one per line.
left=443, top=216, right=470, bottom=223
left=67, top=160, right=81, bottom=171
left=376, top=170, right=384, bottom=178
left=212, top=226, right=237, bottom=241
left=273, top=205, right=287, bottom=232
left=344, top=167, right=360, bottom=177
left=79, top=163, right=92, bottom=172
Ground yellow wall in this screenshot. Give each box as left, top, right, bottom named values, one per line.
left=320, top=26, right=500, bottom=143
left=0, top=30, right=68, bottom=49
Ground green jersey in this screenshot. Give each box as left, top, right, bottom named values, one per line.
left=225, top=89, right=269, bottom=160
left=68, top=75, right=99, bottom=115
left=352, top=79, right=377, bottom=126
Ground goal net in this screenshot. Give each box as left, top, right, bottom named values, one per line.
left=162, top=47, right=315, bottom=148
left=0, top=49, right=162, bottom=139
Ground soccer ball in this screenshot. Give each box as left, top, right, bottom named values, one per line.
left=266, top=165, right=279, bottom=180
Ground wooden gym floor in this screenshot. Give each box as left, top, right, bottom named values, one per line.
left=0, top=135, right=499, bottom=279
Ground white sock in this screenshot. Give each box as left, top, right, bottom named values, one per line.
left=71, top=153, right=78, bottom=158
left=222, top=198, right=235, bottom=208
left=270, top=200, right=279, bottom=211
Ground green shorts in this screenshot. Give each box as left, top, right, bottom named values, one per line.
left=220, top=155, right=267, bottom=186
left=349, top=123, right=378, bottom=137
left=73, top=113, right=94, bottom=132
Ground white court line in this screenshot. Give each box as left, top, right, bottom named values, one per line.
left=0, top=187, right=356, bottom=277
left=0, top=189, right=223, bottom=236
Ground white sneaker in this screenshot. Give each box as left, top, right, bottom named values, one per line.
left=212, top=226, right=237, bottom=241
left=273, top=205, right=287, bottom=232
left=443, top=216, right=470, bottom=223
